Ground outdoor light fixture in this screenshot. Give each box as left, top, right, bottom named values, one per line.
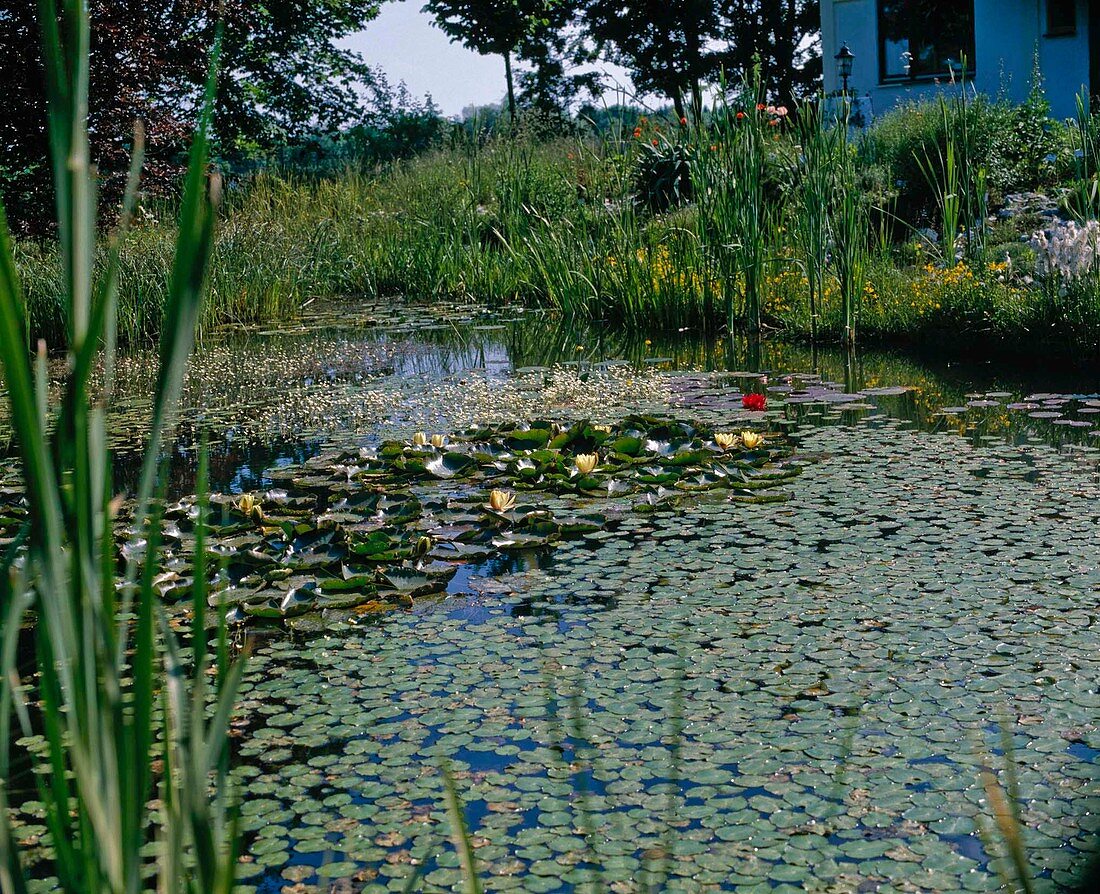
left=835, top=43, right=855, bottom=95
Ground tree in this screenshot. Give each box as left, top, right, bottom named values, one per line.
left=211, top=0, right=383, bottom=152
left=718, top=0, right=821, bottom=103
left=581, top=0, right=820, bottom=116
left=0, top=0, right=381, bottom=233
left=423, top=0, right=577, bottom=121
left=516, top=25, right=598, bottom=117
left=583, top=0, right=724, bottom=121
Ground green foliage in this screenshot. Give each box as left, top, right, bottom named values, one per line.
left=0, top=0, right=382, bottom=234
left=862, top=91, right=1063, bottom=230
left=422, top=0, right=579, bottom=119
left=0, top=4, right=242, bottom=891
left=632, top=139, right=695, bottom=213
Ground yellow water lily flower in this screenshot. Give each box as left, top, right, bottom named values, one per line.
left=235, top=493, right=264, bottom=523
left=488, top=489, right=516, bottom=513
left=713, top=432, right=740, bottom=451
left=741, top=431, right=765, bottom=449
left=430, top=434, right=446, bottom=448
left=592, top=424, right=612, bottom=434
left=412, top=431, right=428, bottom=446
left=574, top=453, right=598, bottom=475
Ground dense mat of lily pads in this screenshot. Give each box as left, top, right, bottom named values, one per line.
left=152, top=416, right=1097, bottom=894
left=149, top=415, right=796, bottom=630
left=6, top=304, right=1100, bottom=892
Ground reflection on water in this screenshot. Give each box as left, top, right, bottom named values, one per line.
left=4, top=299, right=1099, bottom=494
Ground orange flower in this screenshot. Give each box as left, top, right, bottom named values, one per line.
left=651, top=138, right=658, bottom=146
left=768, top=118, right=779, bottom=126
left=633, top=127, right=642, bottom=138
left=736, top=111, right=745, bottom=120
left=709, top=144, right=717, bottom=151
left=756, top=103, right=766, bottom=111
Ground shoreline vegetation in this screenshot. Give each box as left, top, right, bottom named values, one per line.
left=13, top=81, right=1100, bottom=361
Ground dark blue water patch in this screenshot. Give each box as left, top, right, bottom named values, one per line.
left=941, top=832, right=989, bottom=864
left=1069, top=741, right=1100, bottom=762
left=910, top=753, right=956, bottom=766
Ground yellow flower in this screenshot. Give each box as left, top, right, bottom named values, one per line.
left=574, top=453, right=598, bottom=475
left=488, top=489, right=516, bottom=513
left=412, top=432, right=428, bottom=446
left=430, top=434, right=445, bottom=449
left=740, top=431, right=765, bottom=449
left=713, top=432, right=740, bottom=451
left=235, top=493, right=264, bottom=523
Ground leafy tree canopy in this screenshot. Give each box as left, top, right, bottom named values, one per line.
left=0, top=0, right=380, bottom=232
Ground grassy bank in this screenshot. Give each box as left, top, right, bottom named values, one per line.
left=15, top=84, right=1100, bottom=355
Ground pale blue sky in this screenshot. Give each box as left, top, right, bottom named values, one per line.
left=341, top=1, right=634, bottom=117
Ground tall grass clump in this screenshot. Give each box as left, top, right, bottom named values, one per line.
left=0, top=3, right=243, bottom=892
left=792, top=99, right=843, bottom=342
left=915, top=81, right=988, bottom=264
left=832, top=124, right=870, bottom=346
left=695, top=71, right=778, bottom=334
left=1066, top=88, right=1100, bottom=222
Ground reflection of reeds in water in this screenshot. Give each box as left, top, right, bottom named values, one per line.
left=0, top=4, right=241, bottom=891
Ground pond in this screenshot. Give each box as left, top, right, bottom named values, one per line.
left=5, top=301, right=1100, bottom=892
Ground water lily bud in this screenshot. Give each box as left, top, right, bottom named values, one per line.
left=415, top=536, right=433, bottom=556
left=575, top=453, right=598, bottom=475
left=412, top=432, right=428, bottom=446
left=430, top=434, right=445, bottom=449
left=488, top=489, right=516, bottom=513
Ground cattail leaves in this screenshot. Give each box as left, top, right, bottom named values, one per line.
left=0, top=6, right=241, bottom=894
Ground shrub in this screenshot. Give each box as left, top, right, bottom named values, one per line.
left=862, top=89, right=1066, bottom=233
left=632, top=139, right=695, bottom=213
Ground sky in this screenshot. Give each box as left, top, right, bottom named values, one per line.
left=341, top=1, right=636, bottom=118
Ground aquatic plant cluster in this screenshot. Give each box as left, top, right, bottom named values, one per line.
left=148, top=415, right=796, bottom=629
left=58, top=413, right=1098, bottom=893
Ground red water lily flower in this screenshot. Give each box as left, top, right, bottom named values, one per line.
left=742, top=393, right=767, bottom=411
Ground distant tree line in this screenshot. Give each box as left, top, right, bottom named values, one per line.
left=0, top=0, right=820, bottom=233
left=424, top=0, right=821, bottom=122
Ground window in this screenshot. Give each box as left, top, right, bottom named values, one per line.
left=1046, top=0, right=1077, bottom=35
left=877, top=0, right=976, bottom=81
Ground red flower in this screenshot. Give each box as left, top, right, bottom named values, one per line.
left=742, top=393, right=767, bottom=411
left=679, top=116, right=688, bottom=126
left=652, top=138, right=659, bottom=146
left=633, top=127, right=642, bottom=138
left=756, top=103, right=766, bottom=111
left=736, top=111, right=745, bottom=120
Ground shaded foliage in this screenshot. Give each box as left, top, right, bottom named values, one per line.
left=0, top=0, right=380, bottom=233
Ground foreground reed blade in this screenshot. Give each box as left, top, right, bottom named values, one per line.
left=0, top=3, right=243, bottom=893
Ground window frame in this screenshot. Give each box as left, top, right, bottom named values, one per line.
left=876, top=0, right=977, bottom=84
left=1045, top=0, right=1078, bottom=36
